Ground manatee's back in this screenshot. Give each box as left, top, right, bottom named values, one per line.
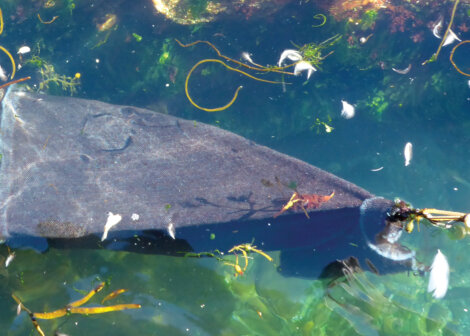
left=0, top=89, right=391, bottom=275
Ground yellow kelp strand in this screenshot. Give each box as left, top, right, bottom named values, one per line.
left=13, top=284, right=140, bottom=335
left=12, top=294, right=46, bottom=336
left=0, top=45, right=16, bottom=79
left=12, top=294, right=31, bottom=314
left=68, top=282, right=105, bottom=307
left=34, top=303, right=141, bottom=319
left=229, top=243, right=273, bottom=262
left=175, top=39, right=295, bottom=74
left=0, top=76, right=31, bottom=90
left=185, top=58, right=282, bottom=112
left=30, top=316, right=46, bottom=336
left=33, top=308, right=67, bottom=320
left=37, top=13, right=59, bottom=25
left=101, top=289, right=127, bottom=304
left=450, top=40, right=470, bottom=77
left=70, top=304, right=141, bottom=314
left=0, top=8, right=4, bottom=35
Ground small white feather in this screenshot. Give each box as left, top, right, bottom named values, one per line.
left=404, top=142, right=413, bottom=166
left=17, top=46, right=31, bottom=55
left=293, top=61, right=316, bottom=79
left=0, top=65, right=7, bottom=82
left=341, top=100, right=355, bottom=119
left=101, top=212, right=122, bottom=241
left=428, top=249, right=450, bottom=299
left=167, top=222, right=175, bottom=240
left=5, top=253, right=15, bottom=267
left=442, top=29, right=461, bottom=47
left=278, top=49, right=302, bottom=67
left=241, top=52, right=255, bottom=65
left=432, top=19, right=442, bottom=39
left=131, top=213, right=140, bottom=221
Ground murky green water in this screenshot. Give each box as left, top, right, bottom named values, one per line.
left=1, top=0, right=470, bottom=335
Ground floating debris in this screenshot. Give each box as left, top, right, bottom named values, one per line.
left=370, top=167, right=384, bottom=172
left=432, top=19, right=443, bottom=39
left=274, top=191, right=334, bottom=218
left=341, top=100, right=355, bottom=119
left=131, top=213, right=139, bottom=221
left=5, top=253, right=15, bottom=267
left=442, top=29, right=461, bottom=47
left=293, top=61, right=316, bottom=79
left=428, top=249, right=449, bottom=299
left=101, top=289, right=127, bottom=305
left=37, top=14, right=59, bottom=25
left=97, top=14, right=117, bottom=32
left=13, top=282, right=140, bottom=336
left=241, top=52, right=254, bottom=64
left=101, top=212, right=122, bottom=241
left=5, top=251, right=15, bottom=267
left=17, top=46, right=31, bottom=55
left=278, top=49, right=302, bottom=66
left=229, top=243, right=273, bottom=263
left=167, top=222, right=175, bottom=239
left=359, top=34, right=373, bottom=44
left=0, top=65, right=7, bottom=82
left=392, top=64, right=412, bottom=75
left=404, top=142, right=413, bottom=166
left=224, top=254, right=244, bottom=277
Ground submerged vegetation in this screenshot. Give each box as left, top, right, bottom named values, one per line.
left=176, top=35, right=340, bottom=112
left=21, top=55, right=81, bottom=95
left=13, top=282, right=140, bottom=336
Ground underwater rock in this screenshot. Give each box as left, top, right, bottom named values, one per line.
left=0, top=89, right=418, bottom=277
left=151, top=0, right=294, bottom=25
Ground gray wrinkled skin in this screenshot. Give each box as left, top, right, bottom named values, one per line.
left=1, top=88, right=399, bottom=271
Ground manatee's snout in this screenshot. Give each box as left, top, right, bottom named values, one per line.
left=360, top=197, right=426, bottom=274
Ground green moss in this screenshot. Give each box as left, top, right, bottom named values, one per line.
left=431, top=72, right=445, bottom=92
left=65, top=0, right=76, bottom=15
left=188, top=0, right=209, bottom=19
left=158, top=39, right=172, bottom=65
left=296, top=35, right=342, bottom=68
left=25, top=61, right=81, bottom=96
left=361, top=10, right=378, bottom=30
left=366, top=90, right=389, bottom=120
left=132, top=33, right=142, bottom=42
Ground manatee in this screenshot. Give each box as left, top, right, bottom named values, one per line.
left=0, top=88, right=417, bottom=278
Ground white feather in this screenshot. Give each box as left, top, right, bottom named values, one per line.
left=404, top=142, right=413, bottom=166
left=341, top=100, right=355, bottom=119
left=293, top=61, right=316, bottom=79
left=278, top=49, right=302, bottom=67
left=5, top=253, right=15, bottom=267
left=427, top=249, right=450, bottom=299
left=101, top=212, right=122, bottom=241
left=17, top=46, right=31, bottom=55
left=432, top=19, right=442, bottom=39
left=241, top=52, right=255, bottom=65
left=0, top=65, right=7, bottom=82
left=131, top=213, right=140, bottom=221
left=167, top=222, right=175, bottom=240
left=442, top=29, right=461, bottom=47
